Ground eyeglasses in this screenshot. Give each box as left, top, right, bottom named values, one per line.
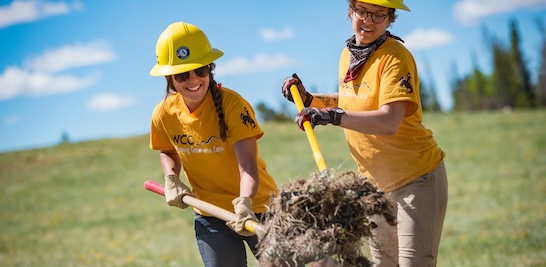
left=351, top=6, right=388, bottom=24
left=173, top=65, right=210, bottom=82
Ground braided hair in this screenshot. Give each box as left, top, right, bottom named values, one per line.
left=163, top=63, right=228, bottom=141
left=207, top=63, right=228, bottom=141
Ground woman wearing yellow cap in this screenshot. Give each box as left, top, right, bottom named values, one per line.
left=283, top=1, right=448, bottom=266
left=149, top=21, right=278, bottom=267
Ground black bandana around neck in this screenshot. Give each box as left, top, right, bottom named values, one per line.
left=344, top=31, right=404, bottom=82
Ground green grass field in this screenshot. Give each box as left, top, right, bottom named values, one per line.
left=1, top=110, right=545, bottom=267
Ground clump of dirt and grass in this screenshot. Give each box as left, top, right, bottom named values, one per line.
left=257, top=170, right=396, bottom=267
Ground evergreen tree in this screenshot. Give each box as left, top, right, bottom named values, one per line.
left=450, top=61, right=471, bottom=111
left=420, top=57, right=441, bottom=112
left=466, top=50, right=491, bottom=109
left=489, top=34, right=519, bottom=109
left=450, top=19, right=543, bottom=111
left=510, top=19, right=535, bottom=108
left=535, top=17, right=546, bottom=107
left=256, top=102, right=292, bottom=122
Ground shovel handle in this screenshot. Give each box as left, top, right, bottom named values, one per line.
left=144, top=180, right=263, bottom=234
left=290, top=85, right=328, bottom=172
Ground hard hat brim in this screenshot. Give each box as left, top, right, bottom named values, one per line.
left=149, top=48, right=224, bottom=76
left=355, top=0, right=410, bottom=11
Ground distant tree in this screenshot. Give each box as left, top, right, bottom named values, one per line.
left=420, top=79, right=442, bottom=112
left=535, top=17, right=546, bottom=106
left=450, top=19, right=543, bottom=111
left=487, top=32, right=519, bottom=109
left=510, top=19, right=535, bottom=108
left=60, top=131, right=70, bottom=144
left=277, top=101, right=296, bottom=121
left=419, top=57, right=441, bottom=112
left=538, top=43, right=546, bottom=106
left=420, top=78, right=432, bottom=111
left=451, top=28, right=499, bottom=111
left=449, top=61, right=471, bottom=111
left=256, top=102, right=292, bottom=122
left=475, top=69, right=489, bottom=109
left=466, top=50, right=491, bottom=110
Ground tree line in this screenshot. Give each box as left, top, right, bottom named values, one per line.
left=449, top=18, right=546, bottom=111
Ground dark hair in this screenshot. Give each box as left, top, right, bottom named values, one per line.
left=164, top=63, right=228, bottom=141
left=346, top=0, right=397, bottom=23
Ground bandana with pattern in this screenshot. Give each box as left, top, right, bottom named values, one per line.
left=344, top=31, right=404, bottom=82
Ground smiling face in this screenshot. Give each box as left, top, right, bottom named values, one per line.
left=350, top=2, right=392, bottom=45
left=171, top=69, right=210, bottom=112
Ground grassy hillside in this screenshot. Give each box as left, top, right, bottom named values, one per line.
left=1, top=110, right=545, bottom=266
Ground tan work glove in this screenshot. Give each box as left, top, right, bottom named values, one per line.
left=164, top=174, right=192, bottom=209
left=227, top=197, right=258, bottom=236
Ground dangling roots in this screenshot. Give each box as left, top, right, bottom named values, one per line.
left=257, top=170, right=396, bottom=267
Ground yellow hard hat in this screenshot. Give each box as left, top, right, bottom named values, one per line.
left=150, top=22, right=224, bottom=76
left=356, top=0, right=410, bottom=11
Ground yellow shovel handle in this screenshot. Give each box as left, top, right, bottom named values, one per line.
left=290, top=85, right=328, bottom=172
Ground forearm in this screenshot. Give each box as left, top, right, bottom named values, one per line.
left=239, top=168, right=259, bottom=199
left=340, top=111, right=398, bottom=135
left=159, top=150, right=181, bottom=176
left=309, top=93, right=339, bottom=108
left=233, top=138, right=260, bottom=199
left=339, top=102, right=406, bottom=135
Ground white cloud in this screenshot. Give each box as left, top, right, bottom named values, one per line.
left=0, top=41, right=115, bottom=100
left=454, top=0, right=546, bottom=24
left=260, top=27, right=294, bottom=42
left=0, top=67, right=98, bottom=100
left=403, top=28, right=453, bottom=51
left=0, top=0, right=83, bottom=29
left=216, top=53, right=296, bottom=76
left=24, top=41, right=116, bottom=73
left=87, top=93, right=136, bottom=112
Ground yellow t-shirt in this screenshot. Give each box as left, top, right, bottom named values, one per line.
left=150, top=87, right=278, bottom=215
left=338, top=38, right=445, bottom=192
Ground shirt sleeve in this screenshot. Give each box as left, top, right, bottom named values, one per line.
left=223, top=91, right=264, bottom=144
left=149, top=104, right=175, bottom=151
left=378, top=44, right=419, bottom=117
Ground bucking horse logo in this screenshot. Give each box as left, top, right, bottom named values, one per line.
left=240, top=107, right=256, bottom=129
left=399, top=72, right=413, bottom=93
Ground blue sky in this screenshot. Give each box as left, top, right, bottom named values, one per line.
left=1, top=0, right=545, bottom=152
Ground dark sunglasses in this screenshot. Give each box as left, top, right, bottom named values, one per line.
left=173, top=65, right=210, bottom=82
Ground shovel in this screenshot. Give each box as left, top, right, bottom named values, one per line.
left=144, top=180, right=263, bottom=234
left=289, top=84, right=328, bottom=172
left=143, top=85, right=326, bottom=247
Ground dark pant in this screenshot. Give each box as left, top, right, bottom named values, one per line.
left=194, top=213, right=260, bottom=267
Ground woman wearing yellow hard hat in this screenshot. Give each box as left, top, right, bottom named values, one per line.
left=149, top=21, right=278, bottom=267
left=283, top=1, right=448, bottom=266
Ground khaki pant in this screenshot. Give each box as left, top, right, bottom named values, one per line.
left=369, top=161, right=448, bottom=267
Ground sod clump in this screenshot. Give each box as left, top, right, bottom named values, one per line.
left=257, top=170, right=396, bottom=267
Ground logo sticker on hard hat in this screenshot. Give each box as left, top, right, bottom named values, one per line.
left=176, top=46, right=190, bottom=60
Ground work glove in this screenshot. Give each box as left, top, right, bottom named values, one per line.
left=164, top=174, right=193, bottom=209
left=226, top=197, right=258, bottom=236
left=295, top=107, right=345, bottom=130
left=281, top=73, right=314, bottom=107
